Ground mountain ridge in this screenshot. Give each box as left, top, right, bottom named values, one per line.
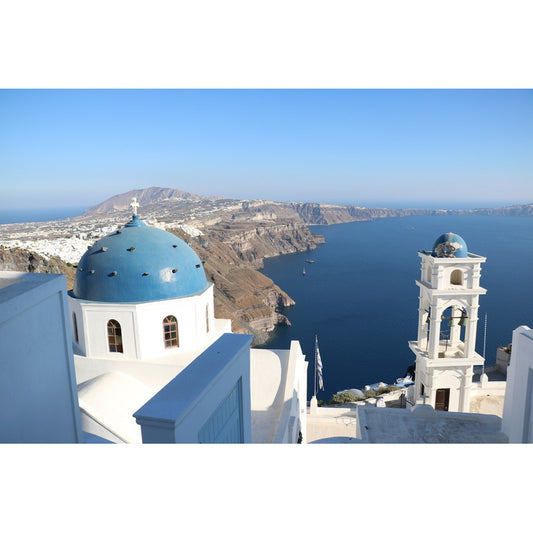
left=84, top=186, right=224, bottom=215
left=83, top=186, right=533, bottom=222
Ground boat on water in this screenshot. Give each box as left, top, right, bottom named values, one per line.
left=305, top=259, right=315, bottom=263
left=302, top=266, right=306, bottom=275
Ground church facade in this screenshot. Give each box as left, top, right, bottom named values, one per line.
left=408, top=232, right=487, bottom=412
left=69, top=212, right=217, bottom=360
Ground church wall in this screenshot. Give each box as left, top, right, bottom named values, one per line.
left=69, top=285, right=215, bottom=361
left=431, top=368, right=463, bottom=412
left=135, top=284, right=214, bottom=359
left=416, top=360, right=468, bottom=412
left=83, top=304, right=138, bottom=359
left=0, top=272, right=83, bottom=443
left=502, top=325, right=533, bottom=443
left=419, top=253, right=485, bottom=292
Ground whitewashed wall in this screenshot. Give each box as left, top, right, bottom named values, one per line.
left=502, top=325, right=533, bottom=443
left=68, top=284, right=215, bottom=360
left=0, top=272, right=82, bottom=443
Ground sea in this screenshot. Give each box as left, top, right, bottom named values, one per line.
left=260, top=215, right=533, bottom=402
left=0, top=207, right=86, bottom=225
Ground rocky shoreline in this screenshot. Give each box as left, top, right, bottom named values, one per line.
left=170, top=219, right=323, bottom=345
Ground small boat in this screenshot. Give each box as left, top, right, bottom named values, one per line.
left=302, top=267, right=306, bottom=275
left=305, top=259, right=315, bottom=263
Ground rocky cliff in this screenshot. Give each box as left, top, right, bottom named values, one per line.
left=83, top=187, right=533, bottom=225
left=0, top=246, right=77, bottom=288
left=205, top=218, right=324, bottom=268
left=239, top=199, right=437, bottom=225
left=463, top=204, right=533, bottom=217
left=169, top=223, right=306, bottom=345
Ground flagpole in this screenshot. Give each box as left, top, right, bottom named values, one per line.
left=314, top=335, right=317, bottom=397
left=482, top=312, right=487, bottom=374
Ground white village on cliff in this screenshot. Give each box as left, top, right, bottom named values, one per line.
left=1, top=198, right=532, bottom=444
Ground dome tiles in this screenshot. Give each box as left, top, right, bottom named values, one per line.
left=72, top=215, right=208, bottom=303
left=432, top=232, right=468, bottom=258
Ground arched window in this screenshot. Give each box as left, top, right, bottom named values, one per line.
left=163, top=315, right=179, bottom=348
left=107, top=319, right=123, bottom=353
left=450, top=269, right=463, bottom=286
left=206, top=304, right=210, bottom=334
left=73, top=312, right=79, bottom=343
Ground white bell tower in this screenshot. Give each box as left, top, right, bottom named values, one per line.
left=408, top=233, right=487, bottom=413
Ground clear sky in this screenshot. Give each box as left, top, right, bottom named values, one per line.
left=1, top=88, right=532, bottom=210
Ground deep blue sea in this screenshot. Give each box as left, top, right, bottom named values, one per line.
left=261, top=215, right=533, bottom=402
left=0, top=207, right=86, bottom=225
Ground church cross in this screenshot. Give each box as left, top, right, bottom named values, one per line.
left=130, top=197, right=140, bottom=216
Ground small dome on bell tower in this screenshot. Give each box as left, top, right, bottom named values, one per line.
left=432, top=232, right=468, bottom=258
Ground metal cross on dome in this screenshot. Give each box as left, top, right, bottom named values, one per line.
left=130, top=197, right=140, bottom=216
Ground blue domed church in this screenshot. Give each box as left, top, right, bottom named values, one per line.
left=69, top=212, right=218, bottom=361
left=66, top=200, right=308, bottom=444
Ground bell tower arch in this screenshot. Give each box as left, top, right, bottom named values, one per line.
left=409, top=233, right=487, bottom=413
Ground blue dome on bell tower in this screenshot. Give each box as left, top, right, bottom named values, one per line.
left=72, top=215, right=208, bottom=303
left=431, top=232, right=468, bottom=258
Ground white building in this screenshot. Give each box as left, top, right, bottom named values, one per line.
left=7, top=211, right=530, bottom=446
left=66, top=201, right=307, bottom=444
left=502, top=325, right=533, bottom=443
left=0, top=199, right=307, bottom=444
left=408, top=232, right=487, bottom=412
left=0, top=271, right=84, bottom=443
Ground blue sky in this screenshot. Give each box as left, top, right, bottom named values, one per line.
left=1, top=89, right=532, bottom=210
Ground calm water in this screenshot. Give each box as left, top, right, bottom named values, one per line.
left=0, top=207, right=86, bottom=225
left=261, top=215, right=533, bottom=401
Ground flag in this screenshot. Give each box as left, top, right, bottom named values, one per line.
left=316, top=337, right=324, bottom=391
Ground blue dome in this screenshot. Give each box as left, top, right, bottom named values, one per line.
left=72, top=216, right=208, bottom=303
left=432, top=232, right=468, bottom=258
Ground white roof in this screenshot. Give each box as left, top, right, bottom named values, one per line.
left=76, top=345, right=298, bottom=443
left=78, top=372, right=158, bottom=443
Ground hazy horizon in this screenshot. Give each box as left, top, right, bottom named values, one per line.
left=0, top=185, right=527, bottom=224
left=1, top=89, right=532, bottom=210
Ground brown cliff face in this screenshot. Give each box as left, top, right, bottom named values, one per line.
left=239, top=199, right=439, bottom=225
left=206, top=219, right=324, bottom=267
left=0, top=246, right=77, bottom=289
left=169, top=223, right=307, bottom=346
